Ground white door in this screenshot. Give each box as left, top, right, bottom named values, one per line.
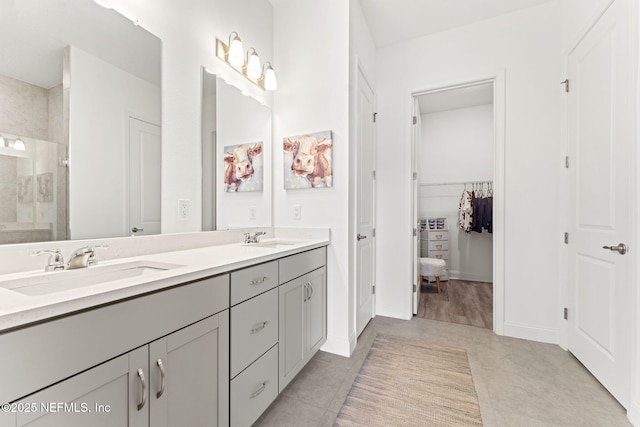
left=129, top=118, right=161, bottom=236
left=567, top=0, right=633, bottom=407
left=412, top=100, right=421, bottom=314
left=356, top=68, right=376, bottom=336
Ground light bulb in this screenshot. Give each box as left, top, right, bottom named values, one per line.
left=263, top=63, right=277, bottom=91
left=228, top=33, right=244, bottom=67
left=247, top=49, right=261, bottom=79
left=14, top=137, right=25, bottom=151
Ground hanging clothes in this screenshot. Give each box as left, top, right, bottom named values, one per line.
left=458, top=190, right=473, bottom=233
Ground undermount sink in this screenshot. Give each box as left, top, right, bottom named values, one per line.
left=244, top=240, right=298, bottom=249
left=0, top=261, right=183, bottom=297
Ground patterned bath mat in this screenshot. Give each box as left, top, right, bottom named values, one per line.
left=335, top=334, right=483, bottom=426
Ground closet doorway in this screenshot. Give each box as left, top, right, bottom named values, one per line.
left=410, top=78, right=503, bottom=331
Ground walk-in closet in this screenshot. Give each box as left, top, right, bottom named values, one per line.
left=414, top=82, right=494, bottom=329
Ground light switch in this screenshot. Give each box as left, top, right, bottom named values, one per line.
left=293, top=204, right=301, bottom=220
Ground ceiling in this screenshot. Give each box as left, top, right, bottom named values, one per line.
left=416, top=83, right=493, bottom=115
left=359, top=0, right=555, bottom=47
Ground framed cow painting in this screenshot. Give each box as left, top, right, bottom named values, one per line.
left=223, top=142, right=264, bottom=192
left=283, top=130, right=333, bottom=189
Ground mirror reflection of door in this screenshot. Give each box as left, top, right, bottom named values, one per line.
left=129, top=117, right=161, bottom=236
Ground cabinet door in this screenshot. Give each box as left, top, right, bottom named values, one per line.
left=305, top=266, right=327, bottom=357
left=278, top=276, right=306, bottom=392
left=7, top=354, right=132, bottom=427
left=149, top=311, right=230, bottom=427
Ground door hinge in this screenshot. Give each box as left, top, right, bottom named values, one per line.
left=413, top=284, right=417, bottom=292
left=412, top=116, right=417, bottom=125
left=372, top=170, right=376, bottom=179
left=561, top=79, right=570, bottom=93
left=372, top=285, right=376, bottom=295
left=565, top=156, right=569, bottom=168
left=373, top=112, right=378, bottom=123
left=413, top=228, right=417, bottom=237
left=564, top=232, right=569, bottom=244
left=413, top=172, right=417, bottom=180
left=564, top=307, right=568, bottom=320
left=372, top=228, right=376, bottom=237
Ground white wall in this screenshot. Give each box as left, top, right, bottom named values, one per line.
left=376, top=2, right=563, bottom=343
left=419, top=104, right=493, bottom=283
left=69, top=46, right=160, bottom=239
left=272, top=0, right=351, bottom=356
left=420, top=104, right=493, bottom=183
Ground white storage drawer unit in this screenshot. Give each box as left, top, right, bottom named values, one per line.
left=420, top=227, right=449, bottom=281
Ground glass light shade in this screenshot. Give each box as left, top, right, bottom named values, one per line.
left=13, top=137, right=25, bottom=151
left=263, top=64, right=277, bottom=91
left=228, top=34, right=244, bottom=67
left=0, top=135, right=5, bottom=148
left=247, top=50, right=261, bottom=79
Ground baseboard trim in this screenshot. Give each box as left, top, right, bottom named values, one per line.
left=320, top=334, right=352, bottom=357
left=448, top=271, right=493, bottom=283
left=502, top=321, right=559, bottom=344
left=628, top=399, right=640, bottom=426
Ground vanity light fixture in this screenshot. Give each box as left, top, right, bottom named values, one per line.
left=227, top=32, right=244, bottom=67
left=262, top=62, right=278, bottom=91
left=13, top=137, right=25, bottom=151
left=246, top=48, right=262, bottom=79
left=216, top=32, right=277, bottom=91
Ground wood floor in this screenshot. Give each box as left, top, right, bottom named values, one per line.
left=416, top=278, right=493, bottom=329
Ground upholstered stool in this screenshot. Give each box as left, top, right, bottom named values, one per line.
left=419, top=257, right=447, bottom=293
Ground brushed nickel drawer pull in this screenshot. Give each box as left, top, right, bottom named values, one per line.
left=249, top=276, right=268, bottom=286
left=250, top=381, right=268, bottom=399
left=250, top=321, right=269, bottom=334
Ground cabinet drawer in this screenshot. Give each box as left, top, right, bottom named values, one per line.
left=230, top=288, right=279, bottom=378
left=428, top=240, right=449, bottom=251
left=231, top=260, right=278, bottom=305
left=428, top=250, right=448, bottom=260
left=428, top=231, right=449, bottom=241
left=231, top=344, right=279, bottom=427
left=279, top=246, right=327, bottom=284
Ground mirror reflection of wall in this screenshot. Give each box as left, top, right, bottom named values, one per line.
left=201, top=71, right=272, bottom=230
left=0, top=0, right=161, bottom=245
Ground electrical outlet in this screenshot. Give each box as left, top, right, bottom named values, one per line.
left=178, top=199, right=191, bottom=219
left=249, top=206, right=257, bottom=220
left=293, top=204, right=302, bottom=220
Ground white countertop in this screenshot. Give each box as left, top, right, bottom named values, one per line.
left=0, top=237, right=329, bottom=332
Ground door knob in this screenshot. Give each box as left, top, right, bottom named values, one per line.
left=602, top=243, right=627, bottom=255
left=131, top=227, right=144, bottom=233
left=357, top=234, right=367, bottom=241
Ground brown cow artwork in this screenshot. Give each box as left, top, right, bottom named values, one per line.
left=283, top=131, right=333, bottom=189
left=223, top=142, right=264, bottom=192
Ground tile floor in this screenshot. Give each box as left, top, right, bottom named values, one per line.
left=254, top=316, right=631, bottom=427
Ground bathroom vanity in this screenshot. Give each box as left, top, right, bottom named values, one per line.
left=0, top=233, right=328, bottom=426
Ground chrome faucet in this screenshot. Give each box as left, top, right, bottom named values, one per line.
left=30, top=249, right=65, bottom=272
left=67, top=245, right=108, bottom=270
left=243, top=231, right=267, bottom=244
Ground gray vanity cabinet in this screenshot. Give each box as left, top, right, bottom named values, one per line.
left=278, top=248, right=327, bottom=392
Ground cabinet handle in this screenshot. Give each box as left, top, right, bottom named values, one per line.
left=249, top=276, right=268, bottom=286
left=250, top=321, right=269, bottom=334
left=137, top=368, right=147, bottom=411
left=307, top=281, right=313, bottom=301
left=156, top=359, right=166, bottom=399
left=303, top=282, right=309, bottom=302
left=249, top=381, right=269, bottom=399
